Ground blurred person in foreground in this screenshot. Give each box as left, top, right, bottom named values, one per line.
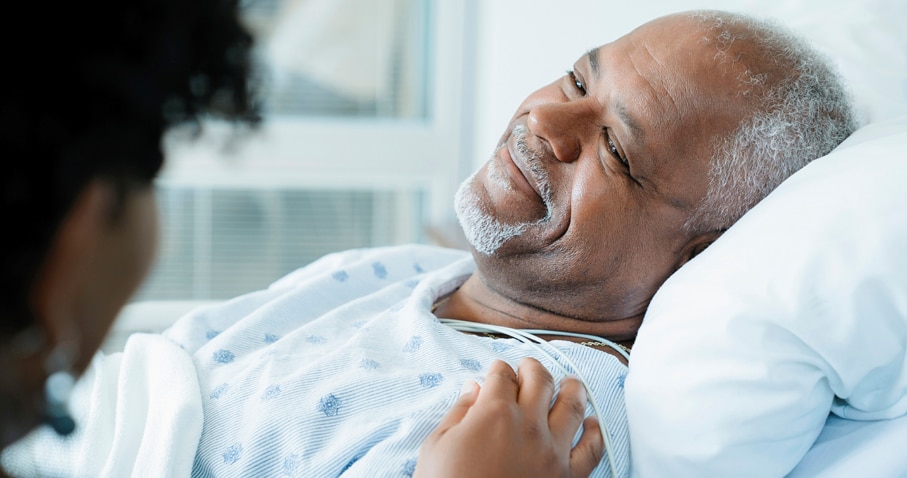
left=0, top=0, right=255, bottom=456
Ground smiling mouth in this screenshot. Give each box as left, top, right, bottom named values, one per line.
left=503, top=125, right=549, bottom=203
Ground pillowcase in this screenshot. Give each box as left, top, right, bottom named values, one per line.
left=625, top=114, right=907, bottom=477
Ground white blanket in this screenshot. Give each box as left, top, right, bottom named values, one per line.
left=2, top=334, right=203, bottom=477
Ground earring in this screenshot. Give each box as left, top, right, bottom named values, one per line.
left=44, top=370, right=75, bottom=436
left=42, top=342, right=78, bottom=436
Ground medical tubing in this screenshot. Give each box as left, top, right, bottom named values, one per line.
left=438, top=318, right=620, bottom=478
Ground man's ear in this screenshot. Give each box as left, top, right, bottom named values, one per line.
left=28, top=181, right=114, bottom=349
left=676, top=229, right=724, bottom=271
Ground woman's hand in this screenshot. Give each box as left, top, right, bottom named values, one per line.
left=414, top=357, right=604, bottom=477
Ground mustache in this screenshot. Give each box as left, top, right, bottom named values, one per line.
left=512, top=125, right=551, bottom=202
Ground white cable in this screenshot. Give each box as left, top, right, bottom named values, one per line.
left=520, top=329, right=631, bottom=362
left=439, top=318, right=621, bottom=478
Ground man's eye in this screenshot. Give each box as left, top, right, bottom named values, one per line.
left=566, top=70, right=585, bottom=94
left=607, top=135, right=629, bottom=167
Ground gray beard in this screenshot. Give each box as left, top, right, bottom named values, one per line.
left=454, top=126, right=551, bottom=256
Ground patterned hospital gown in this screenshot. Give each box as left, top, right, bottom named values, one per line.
left=163, top=244, right=631, bottom=477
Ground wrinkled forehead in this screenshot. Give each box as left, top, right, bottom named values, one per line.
left=599, top=14, right=751, bottom=206
left=619, top=15, right=743, bottom=132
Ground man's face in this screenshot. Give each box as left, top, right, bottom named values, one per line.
left=456, top=14, right=749, bottom=324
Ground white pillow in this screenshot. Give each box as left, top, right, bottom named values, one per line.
left=625, top=114, right=907, bottom=477
left=755, top=0, right=907, bottom=124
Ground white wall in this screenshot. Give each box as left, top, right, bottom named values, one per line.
left=468, top=0, right=903, bottom=170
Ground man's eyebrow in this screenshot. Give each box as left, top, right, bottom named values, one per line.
left=586, top=47, right=600, bottom=77
left=615, top=102, right=643, bottom=145
left=586, top=46, right=644, bottom=149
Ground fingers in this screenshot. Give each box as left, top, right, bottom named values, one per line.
left=548, top=375, right=588, bottom=445
left=515, top=357, right=557, bottom=417
left=570, top=416, right=606, bottom=477
left=475, top=359, right=519, bottom=404
left=427, top=380, right=481, bottom=439
left=548, top=372, right=606, bottom=477
left=417, top=356, right=605, bottom=478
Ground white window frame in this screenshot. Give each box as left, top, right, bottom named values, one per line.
left=159, top=0, right=474, bottom=229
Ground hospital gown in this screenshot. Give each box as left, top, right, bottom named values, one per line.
left=5, top=244, right=631, bottom=477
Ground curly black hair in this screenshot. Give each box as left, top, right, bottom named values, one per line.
left=0, top=0, right=261, bottom=333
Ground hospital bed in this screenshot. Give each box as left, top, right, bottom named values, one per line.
left=99, top=0, right=906, bottom=475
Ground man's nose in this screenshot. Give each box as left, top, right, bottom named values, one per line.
left=526, top=101, right=594, bottom=163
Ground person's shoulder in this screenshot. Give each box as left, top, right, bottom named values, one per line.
left=386, top=243, right=471, bottom=261
left=309, top=244, right=469, bottom=272
left=268, top=244, right=470, bottom=289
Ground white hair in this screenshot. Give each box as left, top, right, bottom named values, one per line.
left=683, top=10, right=859, bottom=234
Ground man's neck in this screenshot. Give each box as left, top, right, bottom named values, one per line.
left=433, top=274, right=640, bottom=347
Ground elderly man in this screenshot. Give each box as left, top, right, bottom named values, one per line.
left=3, top=9, right=855, bottom=478
left=417, top=10, right=856, bottom=477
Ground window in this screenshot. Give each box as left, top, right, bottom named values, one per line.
left=136, top=0, right=473, bottom=301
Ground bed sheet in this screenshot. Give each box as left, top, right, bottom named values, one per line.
left=788, top=413, right=907, bottom=476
